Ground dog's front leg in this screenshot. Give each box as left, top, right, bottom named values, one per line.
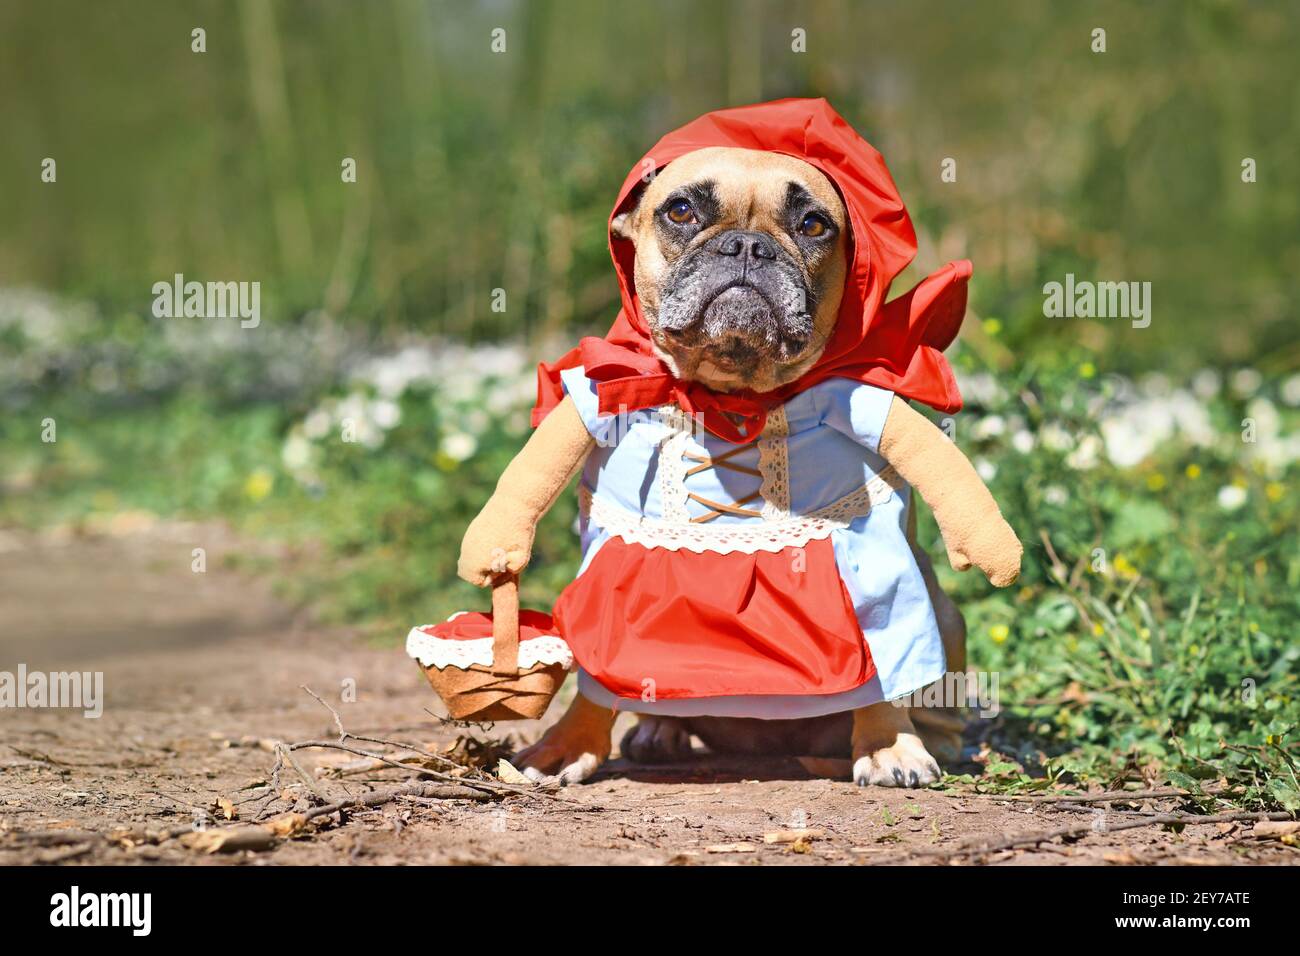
left=851, top=701, right=942, bottom=788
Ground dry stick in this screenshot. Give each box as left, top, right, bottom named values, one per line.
left=941, top=786, right=1207, bottom=805
left=4, top=781, right=492, bottom=855
left=273, top=742, right=337, bottom=803
left=294, top=686, right=576, bottom=804
left=904, top=810, right=1294, bottom=861
left=301, top=684, right=466, bottom=772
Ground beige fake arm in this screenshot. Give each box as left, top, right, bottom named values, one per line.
left=879, top=397, right=1022, bottom=587
left=457, top=395, right=595, bottom=587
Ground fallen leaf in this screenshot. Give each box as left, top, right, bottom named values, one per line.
left=496, top=759, right=532, bottom=785
left=213, top=797, right=236, bottom=821
left=1252, top=821, right=1300, bottom=843
left=763, top=828, right=826, bottom=844
left=264, top=813, right=309, bottom=839
left=180, top=826, right=277, bottom=854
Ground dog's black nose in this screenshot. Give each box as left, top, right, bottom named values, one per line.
left=712, top=229, right=777, bottom=262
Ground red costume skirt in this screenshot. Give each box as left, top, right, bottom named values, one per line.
left=552, top=536, right=875, bottom=700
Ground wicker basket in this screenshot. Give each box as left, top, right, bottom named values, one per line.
left=407, top=575, right=570, bottom=721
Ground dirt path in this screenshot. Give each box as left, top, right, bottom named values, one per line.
left=0, top=525, right=1293, bottom=866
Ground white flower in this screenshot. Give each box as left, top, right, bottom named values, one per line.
left=952, top=370, right=1006, bottom=407
left=975, top=457, right=997, bottom=481
left=1139, top=372, right=1172, bottom=398
left=1282, top=373, right=1300, bottom=408
left=356, top=345, right=441, bottom=398
left=1098, top=389, right=1215, bottom=468
left=1066, top=434, right=1101, bottom=470
left=281, top=432, right=315, bottom=471
left=1192, top=369, right=1221, bottom=400
left=302, top=408, right=332, bottom=440
left=1245, top=397, right=1281, bottom=442
left=1011, top=429, right=1036, bottom=454
left=1043, top=485, right=1069, bottom=506
left=1230, top=368, right=1262, bottom=397
left=1217, top=485, right=1247, bottom=511
left=972, top=415, right=1005, bottom=439
left=370, top=398, right=402, bottom=430
left=441, top=431, right=478, bottom=462
left=1040, top=421, right=1076, bottom=452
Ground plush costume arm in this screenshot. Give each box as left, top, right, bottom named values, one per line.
left=457, top=395, right=595, bottom=587
left=878, top=396, right=1022, bottom=587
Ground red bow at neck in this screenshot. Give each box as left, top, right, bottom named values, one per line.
left=532, top=98, right=971, bottom=445
left=571, top=338, right=772, bottom=444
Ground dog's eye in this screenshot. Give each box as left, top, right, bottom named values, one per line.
left=665, top=199, right=697, bottom=225
left=799, top=213, right=830, bottom=238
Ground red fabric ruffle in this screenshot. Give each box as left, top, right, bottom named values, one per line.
left=552, top=536, right=874, bottom=700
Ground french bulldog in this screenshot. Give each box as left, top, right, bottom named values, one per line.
left=458, top=146, right=1018, bottom=787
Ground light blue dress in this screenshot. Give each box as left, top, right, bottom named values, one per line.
left=559, top=365, right=945, bottom=719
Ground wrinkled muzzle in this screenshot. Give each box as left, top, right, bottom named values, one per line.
left=657, top=229, right=815, bottom=375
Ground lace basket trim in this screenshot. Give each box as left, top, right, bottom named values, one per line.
left=583, top=465, right=903, bottom=554
left=405, top=627, right=575, bottom=671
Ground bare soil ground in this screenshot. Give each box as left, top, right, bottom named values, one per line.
left=1, top=525, right=1294, bottom=866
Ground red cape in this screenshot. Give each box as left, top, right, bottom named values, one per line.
left=533, top=98, right=969, bottom=443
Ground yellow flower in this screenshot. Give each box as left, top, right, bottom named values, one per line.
left=1248, top=622, right=1260, bottom=634
left=1145, top=473, right=1166, bottom=491
left=1185, top=464, right=1202, bottom=480
left=1092, top=621, right=1105, bottom=636
left=243, top=468, right=274, bottom=502
left=1065, top=636, right=1079, bottom=653
left=1139, top=627, right=1151, bottom=640
left=982, top=318, right=1002, bottom=336
left=989, top=624, right=1010, bottom=644
left=1078, top=361, right=1096, bottom=379
left=1265, top=482, right=1284, bottom=503
left=1188, top=644, right=1201, bottom=656
left=1113, top=554, right=1139, bottom=579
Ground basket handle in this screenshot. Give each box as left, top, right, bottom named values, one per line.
left=490, top=573, right=520, bottom=676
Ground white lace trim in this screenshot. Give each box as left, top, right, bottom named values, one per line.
left=657, top=406, right=696, bottom=524
left=757, top=405, right=791, bottom=520
left=405, top=628, right=575, bottom=671
left=582, top=465, right=903, bottom=554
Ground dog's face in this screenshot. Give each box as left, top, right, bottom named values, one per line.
left=614, top=147, right=849, bottom=394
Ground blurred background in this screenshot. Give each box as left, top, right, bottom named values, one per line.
left=1, top=1, right=1297, bottom=801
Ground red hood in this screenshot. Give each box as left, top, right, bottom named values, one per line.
left=534, top=97, right=969, bottom=443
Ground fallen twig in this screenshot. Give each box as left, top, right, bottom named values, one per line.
left=940, top=786, right=1208, bottom=805
left=901, top=810, right=1295, bottom=861
left=291, top=686, right=577, bottom=804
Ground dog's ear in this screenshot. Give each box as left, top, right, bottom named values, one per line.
left=611, top=208, right=638, bottom=245
left=610, top=189, right=644, bottom=244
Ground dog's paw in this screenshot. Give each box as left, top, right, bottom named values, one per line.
left=852, top=733, right=941, bottom=788
left=620, top=716, right=694, bottom=764
left=513, top=738, right=606, bottom=786
left=512, top=701, right=612, bottom=787
left=517, top=751, right=603, bottom=786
